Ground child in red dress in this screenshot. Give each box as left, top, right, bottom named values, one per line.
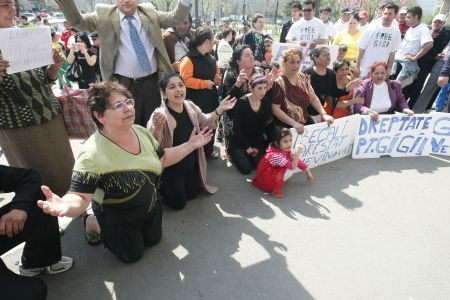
left=252, top=128, right=313, bottom=197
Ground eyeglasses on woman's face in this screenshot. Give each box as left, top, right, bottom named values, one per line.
left=108, top=98, right=135, bottom=111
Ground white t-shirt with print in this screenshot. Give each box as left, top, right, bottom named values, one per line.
left=395, top=23, right=433, bottom=59
left=370, top=81, right=392, bottom=113
left=285, top=17, right=328, bottom=44
left=358, top=23, right=401, bottom=78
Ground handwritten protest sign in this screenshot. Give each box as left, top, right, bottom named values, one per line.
left=271, top=43, right=338, bottom=72
left=430, top=112, right=450, bottom=156
left=352, top=114, right=433, bottom=159
left=0, top=27, right=53, bottom=74
left=291, top=115, right=358, bottom=169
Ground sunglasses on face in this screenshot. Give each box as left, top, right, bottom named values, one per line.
left=108, top=98, right=135, bottom=111
left=303, top=8, right=313, bottom=12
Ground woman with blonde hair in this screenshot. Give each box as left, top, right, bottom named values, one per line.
left=271, top=48, right=334, bottom=134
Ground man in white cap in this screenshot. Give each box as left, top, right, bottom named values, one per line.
left=397, top=7, right=410, bottom=39
left=406, top=13, right=450, bottom=109
left=334, top=7, right=352, bottom=33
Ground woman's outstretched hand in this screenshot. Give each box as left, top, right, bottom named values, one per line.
left=37, top=186, right=70, bottom=217
left=188, top=127, right=213, bottom=149
left=218, top=95, right=237, bottom=113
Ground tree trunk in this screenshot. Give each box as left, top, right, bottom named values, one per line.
left=441, top=0, right=450, bottom=15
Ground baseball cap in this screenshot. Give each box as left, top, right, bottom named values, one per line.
left=341, top=7, right=352, bottom=14
left=358, top=11, right=368, bottom=19
left=399, top=7, right=408, bottom=14
left=433, top=14, right=447, bottom=23
left=90, top=32, right=98, bottom=38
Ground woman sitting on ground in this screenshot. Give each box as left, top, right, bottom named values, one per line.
left=324, top=60, right=364, bottom=119
left=37, top=81, right=212, bottom=263
left=229, top=74, right=273, bottom=174
left=303, top=46, right=360, bottom=120
left=271, top=48, right=334, bottom=135
left=220, top=45, right=265, bottom=156
left=148, top=72, right=236, bottom=210
left=353, top=62, right=414, bottom=121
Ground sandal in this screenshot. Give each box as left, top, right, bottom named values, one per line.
left=83, top=214, right=102, bottom=246
left=209, top=150, right=220, bottom=159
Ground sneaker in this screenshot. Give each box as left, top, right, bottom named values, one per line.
left=19, top=256, right=74, bottom=277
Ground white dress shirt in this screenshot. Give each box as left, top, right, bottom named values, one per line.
left=114, top=10, right=157, bottom=78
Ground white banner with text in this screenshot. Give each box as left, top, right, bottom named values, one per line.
left=289, top=113, right=450, bottom=170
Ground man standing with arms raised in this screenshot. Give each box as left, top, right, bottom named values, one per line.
left=355, top=3, right=401, bottom=79
left=55, top=0, right=191, bottom=126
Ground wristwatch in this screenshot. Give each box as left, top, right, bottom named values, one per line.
left=215, top=108, right=223, bottom=116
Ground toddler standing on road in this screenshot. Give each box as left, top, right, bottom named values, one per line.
left=252, top=128, right=313, bottom=198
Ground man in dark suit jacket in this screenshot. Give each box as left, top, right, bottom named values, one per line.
left=280, top=2, right=302, bottom=43
left=56, top=0, right=191, bottom=126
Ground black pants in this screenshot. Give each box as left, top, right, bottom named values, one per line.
left=403, top=59, right=434, bottom=108
left=161, top=161, right=202, bottom=210
left=231, top=147, right=265, bottom=175
left=94, top=200, right=163, bottom=263
left=78, top=76, right=96, bottom=89
left=116, top=73, right=161, bottom=127
left=204, top=129, right=216, bottom=157
left=0, top=203, right=61, bottom=269
left=0, top=202, right=60, bottom=299
left=0, top=259, right=47, bottom=300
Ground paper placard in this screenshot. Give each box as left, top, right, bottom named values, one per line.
left=352, top=114, right=433, bottom=158
left=0, top=27, right=53, bottom=74
left=291, top=115, right=358, bottom=169
left=271, top=43, right=338, bottom=72
left=430, top=112, right=450, bottom=156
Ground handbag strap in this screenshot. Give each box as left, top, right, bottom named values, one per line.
left=62, top=80, right=73, bottom=94
left=148, top=133, right=165, bottom=189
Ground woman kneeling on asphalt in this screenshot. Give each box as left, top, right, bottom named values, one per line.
left=148, top=72, right=236, bottom=210
left=37, top=81, right=213, bottom=263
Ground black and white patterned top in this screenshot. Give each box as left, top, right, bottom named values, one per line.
left=0, top=52, right=61, bottom=129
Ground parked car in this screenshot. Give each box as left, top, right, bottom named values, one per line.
left=48, top=18, right=66, bottom=33
left=50, top=12, right=65, bottom=20
left=22, top=12, right=36, bottom=22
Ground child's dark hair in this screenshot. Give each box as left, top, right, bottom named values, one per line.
left=338, top=43, right=348, bottom=52
left=250, top=74, right=268, bottom=88
left=273, top=128, right=292, bottom=147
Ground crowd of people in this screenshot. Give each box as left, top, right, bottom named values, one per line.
left=1, top=0, right=450, bottom=298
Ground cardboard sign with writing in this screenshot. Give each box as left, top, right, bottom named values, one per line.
left=429, top=112, right=450, bottom=156
left=0, top=27, right=53, bottom=74
left=271, top=43, right=338, bottom=72
left=352, top=114, right=433, bottom=159
left=291, top=115, right=358, bottom=169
